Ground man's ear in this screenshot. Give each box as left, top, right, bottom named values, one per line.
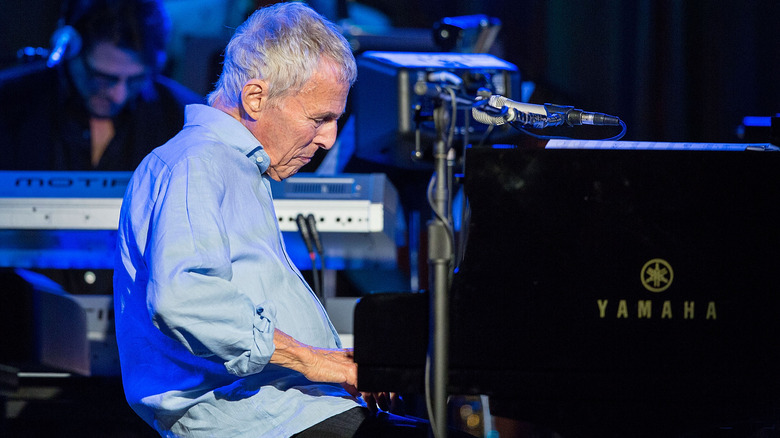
left=241, top=79, right=269, bottom=120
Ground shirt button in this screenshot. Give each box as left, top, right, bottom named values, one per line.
left=256, top=156, right=264, bottom=163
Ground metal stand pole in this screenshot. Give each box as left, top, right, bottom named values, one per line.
left=428, top=103, right=453, bottom=437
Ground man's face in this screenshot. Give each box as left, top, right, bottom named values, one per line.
left=69, top=41, right=151, bottom=118
left=254, top=61, right=349, bottom=181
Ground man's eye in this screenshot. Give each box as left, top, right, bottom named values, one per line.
left=312, top=118, right=332, bottom=127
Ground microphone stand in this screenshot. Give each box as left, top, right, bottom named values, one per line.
left=428, top=103, right=453, bottom=438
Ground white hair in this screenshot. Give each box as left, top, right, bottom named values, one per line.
left=207, top=2, right=357, bottom=107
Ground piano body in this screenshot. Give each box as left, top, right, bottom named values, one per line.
left=354, top=141, right=780, bottom=436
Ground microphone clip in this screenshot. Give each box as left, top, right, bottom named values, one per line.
left=471, top=99, right=514, bottom=126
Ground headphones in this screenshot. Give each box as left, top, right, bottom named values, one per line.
left=47, top=0, right=93, bottom=67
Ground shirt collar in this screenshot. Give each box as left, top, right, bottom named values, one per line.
left=183, top=104, right=271, bottom=173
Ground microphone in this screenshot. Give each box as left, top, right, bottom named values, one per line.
left=305, top=214, right=324, bottom=257
left=47, top=25, right=82, bottom=68
left=296, top=213, right=323, bottom=300
left=472, top=93, right=621, bottom=128
left=296, top=214, right=315, bottom=256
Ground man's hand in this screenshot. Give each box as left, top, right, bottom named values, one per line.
left=269, top=329, right=405, bottom=414
left=361, top=391, right=403, bottom=415
left=270, top=329, right=358, bottom=393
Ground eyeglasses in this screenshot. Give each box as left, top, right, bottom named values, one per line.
left=79, top=55, right=151, bottom=93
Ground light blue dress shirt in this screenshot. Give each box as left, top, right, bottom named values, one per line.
left=114, top=104, right=361, bottom=437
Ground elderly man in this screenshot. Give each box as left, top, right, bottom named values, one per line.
left=114, top=3, right=472, bottom=437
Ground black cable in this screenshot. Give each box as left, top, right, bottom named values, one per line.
left=509, top=118, right=628, bottom=141
left=305, top=214, right=325, bottom=298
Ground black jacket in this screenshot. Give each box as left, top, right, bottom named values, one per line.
left=0, top=61, right=204, bottom=171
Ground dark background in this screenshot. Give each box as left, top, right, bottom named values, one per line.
left=2, top=0, right=778, bottom=145
left=1, top=1, right=777, bottom=435
left=375, top=0, right=780, bottom=144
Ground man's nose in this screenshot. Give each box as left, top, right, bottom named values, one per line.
left=317, top=120, right=339, bottom=150
left=105, top=79, right=130, bottom=104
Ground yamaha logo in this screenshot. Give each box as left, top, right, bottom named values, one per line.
left=596, top=258, right=717, bottom=320
left=641, top=258, right=673, bottom=292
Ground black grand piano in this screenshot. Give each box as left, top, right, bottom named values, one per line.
left=354, top=141, right=780, bottom=437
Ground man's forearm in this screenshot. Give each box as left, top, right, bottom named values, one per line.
left=270, top=328, right=358, bottom=391
left=270, top=328, right=314, bottom=372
